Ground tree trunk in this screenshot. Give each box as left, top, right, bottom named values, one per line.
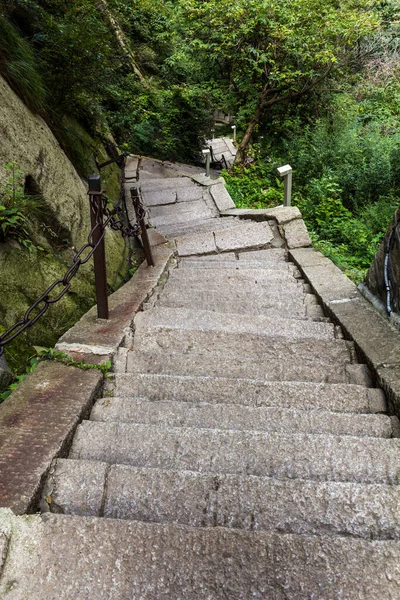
left=96, top=0, right=149, bottom=88
left=234, top=86, right=271, bottom=166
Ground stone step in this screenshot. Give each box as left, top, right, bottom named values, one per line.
left=150, top=208, right=213, bottom=227
left=176, top=221, right=275, bottom=256
left=2, top=512, right=400, bottom=599
left=181, top=248, right=287, bottom=263
left=157, top=292, right=307, bottom=318
left=114, top=374, right=385, bottom=413
left=139, top=176, right=196, bottom=191
left=158, top=217, right=240, bottom=238
left=134, top=307, right=336, bottom=340
left=163, top=278, right=305, bottom=301
left=168, top=266, right=298, bottom=282
left=133, top=328, right=353, bottom=365
left=237, top=249, right=287, bottom=261
left=149, top=199, right=211, bottom=220
left=177, top=259, right=291, bottom=270
left=91, top=397, right=395, bottom=438
left=125, top=348, right=362, bottom=384
left=47, top=461, right=400, bottom=540
left=69, top=421, right=400, bottom=485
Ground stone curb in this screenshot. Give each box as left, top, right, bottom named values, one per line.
left=289, top=247, right=400, bottom=416
left=0, top=239, right=173, bottom=515
left=0, top=361, right=102, bottom=514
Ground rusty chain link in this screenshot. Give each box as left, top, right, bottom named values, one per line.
left=0, top=161, right=147, bottom=358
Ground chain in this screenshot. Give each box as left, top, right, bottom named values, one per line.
left=0, top=164, right=147, bottom=358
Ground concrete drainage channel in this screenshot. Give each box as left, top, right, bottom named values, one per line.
left=1, top=152, right=400, bottom=597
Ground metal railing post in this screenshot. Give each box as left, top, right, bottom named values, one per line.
left=202, top=149, right=211, bottom=177
left=231, top=125, right=237, bottom=143
left=277, top=165, right=293, bottom=207
left=88, top=175, right=109, bottom=319
left=130, top=187, right=154, bottom=267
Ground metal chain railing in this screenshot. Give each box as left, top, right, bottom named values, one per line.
left=0, top=158, right=153, bottom=358
left=384, top=213, right=400, bottom=315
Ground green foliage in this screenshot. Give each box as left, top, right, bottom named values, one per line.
left=223, top=164, right=283, bottom=209
left=0, top=15, right=46, bottom=113
left=0, top=162, right=41, bottom=248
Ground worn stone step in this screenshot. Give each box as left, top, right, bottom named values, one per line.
left=177, top=259, right=291, bottom=270
left=125, top=347, right=361, bottom=384
left=158, top=217, right=240, bottom=238
left=2, top=512, right=400, bottom=599
left=176, top=221, right=275, bottom=256
left=158, top=292, right=307, bottom=318
left=133, top=328, right=353, bottom=365
left=114, top=374, right=384, bottom=412
left=169, top=266, right=298, bottom=282
left=237, top=248, right=287, bottom=261
left=150, top=208, right=213, bottom=227
left=134, top=307, right=336, bottom=340
left=69, top=421, right=400, bottom=485
left=149, top=199, right=211, bottom=220
left=139, top=177, right=196, bottom=192
left=163, top=278, right=304, bottom=301
left=91, top=397, right=394, bottom=438
left=46, top=461, right=400, bottom=540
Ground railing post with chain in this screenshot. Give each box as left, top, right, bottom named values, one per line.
left=88, top=175, right=109, bottom=319
left=130, top=187, right=154, bottom=267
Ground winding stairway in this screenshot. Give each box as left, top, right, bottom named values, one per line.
left=2, top=154, right=400, bottom=598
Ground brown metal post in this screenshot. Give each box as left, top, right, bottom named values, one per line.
left=88, top=175, right=109, bottom=319
left=130, top=187, right=154, bottom=267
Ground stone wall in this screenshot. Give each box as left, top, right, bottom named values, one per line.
left=0, top=75, right=133, bottom=376
left=365, top=206, right=400, bottom=316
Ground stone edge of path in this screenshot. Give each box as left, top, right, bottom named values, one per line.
left=289, top=247, right=400, bottom=417
left=0, top=240, right=174, bottom=515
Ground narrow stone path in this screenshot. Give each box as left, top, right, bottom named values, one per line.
left=1, top=151, right=400, bottom=598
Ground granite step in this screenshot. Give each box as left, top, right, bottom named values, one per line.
left=176, top=221, right=275, bottom=256
left=157, top=292, right=308, bottom=318
left=114, top=375, right=384, bottom=412
left=150, top=209, right=213, bottom=228
left=177, top=259, right=292, bottom=270
left=47, top=461, right=400, bottom=539
left=2, top=512, right=400, bottom=598
left=132, top=328, right=353, bottom=365
left=69, top=421, right=400, bottom=485
left=125, top=346, right=360, bottom=383
left=149, top=199, right=211, bottom=220
left=90, top=397, right=395, bottom=438
left=168, top=266, right=298, bottom=282
left=134, top=307, right=336, bottom=340
left=157, top=217, right=240, bottom=238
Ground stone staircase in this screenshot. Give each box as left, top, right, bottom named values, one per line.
left=2, top=153, right=400, bottom=598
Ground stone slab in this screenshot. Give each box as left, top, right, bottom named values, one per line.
left=215, top=221, right=274, bottom=251
left=70, top=421, right=400, bottom=484
left=157, top=291, right=306, bottom=318
left=222, top=206, right=301, bottom=224
left=159, top=217, right=240, bottom=239
left=149, top=199, right=210, bottom=220
left=42, top=458, right=107, bottom=517
left=126, top=348, right=353, bottom=384
left=177, top=259, right=293, bottom=271
left=150, top=209, right=212, bottom=228
left=237, top=248, right=287, bottom=261
left=210, top=183, right=236, bottom=212
left=176, top=186, right=204, bottom=202
left=141, top=189, right=177, bottom=207
left=139, top=177, right=195, bottom=192
left=115, top=373, right=386, bottom=412
left=290, top=248, right=359, bottom=302
left=169, top=266, right=297, bottom=283
left=282, top=219, right=312, bottom=248
left=134, top=306, right=336, bottom=340
left=133, top=328, right=351, bottom=366
left=100, top=466, right=400, bottom=539
left=91, top=397, right=392, bottom=438
left=57, top=245, right=173, bottom=351
left=175, top=232, right=216, bottom=256
left=1, top=512, right=400, bottom=599
left=146, top=228, right=167, bottom=247
left=0, top=361, right=102, bottom=513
